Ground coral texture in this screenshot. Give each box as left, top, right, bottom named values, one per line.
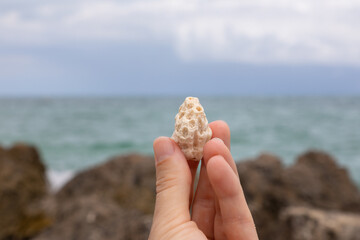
left=171, top=97, right=212, bottom=161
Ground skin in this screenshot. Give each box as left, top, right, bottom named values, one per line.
left=150, top=120, right=259, bottom=240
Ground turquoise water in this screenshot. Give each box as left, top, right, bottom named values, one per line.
left=0, top=97, right=359, bottom=186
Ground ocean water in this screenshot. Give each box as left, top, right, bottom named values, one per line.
left=0, top=97, right=359, bottom=187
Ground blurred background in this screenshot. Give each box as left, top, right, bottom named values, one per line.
left=1, top=0, right=359, bottom=187
left=1, top=1, right=360, bottom=239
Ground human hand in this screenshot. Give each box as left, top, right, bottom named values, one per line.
left=149, top=120, right=258, bottom=240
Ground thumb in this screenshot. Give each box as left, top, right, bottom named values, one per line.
left=152, top=137, right=192, bottom=229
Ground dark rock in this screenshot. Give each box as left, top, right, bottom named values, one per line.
left=56, top=154, right=156, bottom=214
left=285, top=151, right=360, bottom=211
left=0, top=143, right=51, bottom=240
left=281, top=206, right=360, bottom=240
left=39, top=154, right=156, bottom=240
left=237, top=153, right=289, bottom=238
left=3, top=142, right=359, bottom=240
left=237, top=150, right=360, bottom=240
left=34, top=196, right=152, bottom=240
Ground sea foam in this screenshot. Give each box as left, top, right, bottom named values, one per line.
left=47, top=170, right=75, bottom=192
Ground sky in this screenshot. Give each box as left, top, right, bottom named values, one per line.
left=1, top=0, right=360, bottom=96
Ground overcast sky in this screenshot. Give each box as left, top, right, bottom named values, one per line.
left=1, top=0, right=360, bottom=96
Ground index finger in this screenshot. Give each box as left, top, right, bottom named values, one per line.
left=209, top=120, right=231, bottom=149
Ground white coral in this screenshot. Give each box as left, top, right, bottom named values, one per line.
left=171, top=97, right=212, bottom=161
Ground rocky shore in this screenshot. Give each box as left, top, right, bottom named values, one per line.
left=0, top=144, right=359, bottom=240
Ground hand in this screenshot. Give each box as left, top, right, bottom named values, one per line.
left=149, top=120, right=258, bottom=240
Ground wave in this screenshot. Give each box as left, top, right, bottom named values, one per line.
left=47, top=169, right=75, bottom=192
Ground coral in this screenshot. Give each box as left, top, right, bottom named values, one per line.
left=171, top=97, right=212, bottom=161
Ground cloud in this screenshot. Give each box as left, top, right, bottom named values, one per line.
left=0, top=0, right=360, bottom=65
left=174, top=0, right=360, bottom=64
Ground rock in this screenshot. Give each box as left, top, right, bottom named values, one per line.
left=285, top=151, right=360, bottom=211
left=3, top=142, right=359, bottom=240
left=281, top=206, right=360, bottom=240
left=39, top=154, right=156, bottom=240
left=0, top=143, right=51, bottom=240
left=56, top=154, right=156, bottom=214
left=237, top=153, right=289, bottom=238
left=237, top=150, right=360, bottom=240
left=34, top=196, right=152, bottom=240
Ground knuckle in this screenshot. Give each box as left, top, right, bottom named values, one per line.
left=222, top=215, right=255, bottom=228
left=156, top=173, right=178, bottom=194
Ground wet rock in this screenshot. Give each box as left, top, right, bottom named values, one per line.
left=0, top=143, right=50, bottom=240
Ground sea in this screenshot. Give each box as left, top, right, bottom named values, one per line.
left=0, top=97, right=359, bottom=189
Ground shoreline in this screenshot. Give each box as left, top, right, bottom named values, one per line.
left=45, top=153, right=360, bottom=192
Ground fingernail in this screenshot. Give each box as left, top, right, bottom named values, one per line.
left=212, top=137, right=224, bottom=144
left=154, top=137, right=175, bottom=163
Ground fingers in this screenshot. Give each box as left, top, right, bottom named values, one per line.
left=191, top=120, right=231, bottom=238
left=209, top=120, right=231, bottom=149
left=150, top=137, right=192, bottom=236
left=207, top=155, right=258, bottom=240
left=191, top=162, right=216, bottom=238
left=203, top=137, right=238, bottom=175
